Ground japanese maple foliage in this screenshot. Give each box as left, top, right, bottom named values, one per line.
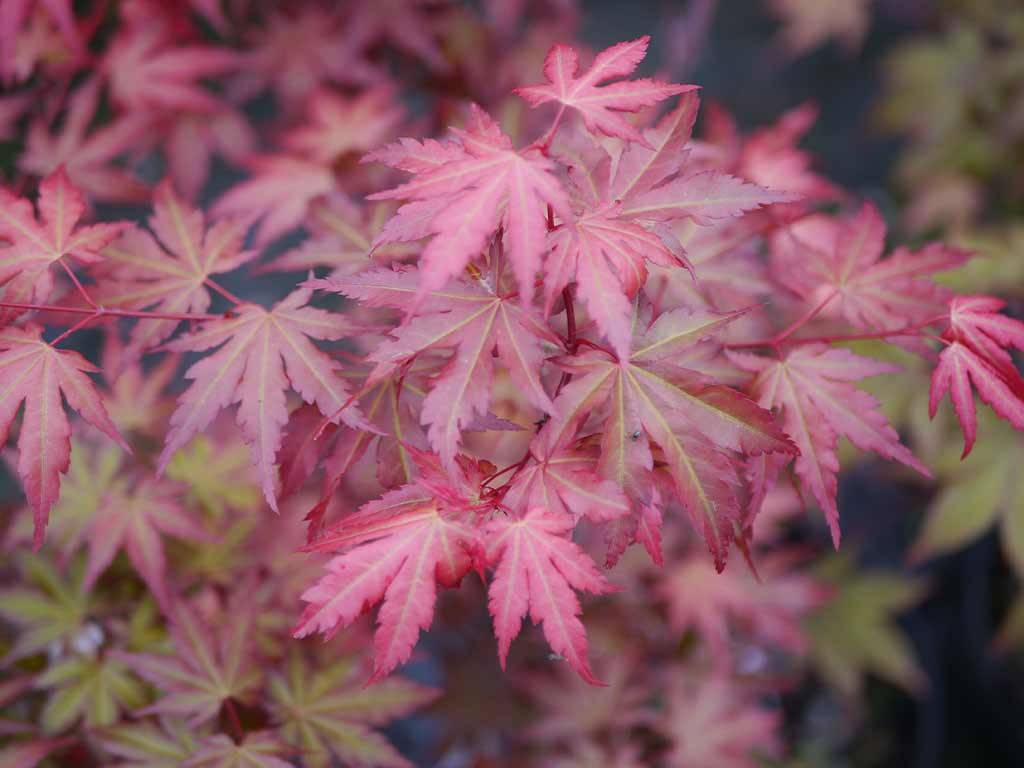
left=0, top=2, right=1020, bottom=766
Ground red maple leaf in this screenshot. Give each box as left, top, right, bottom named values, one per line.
left=295, top=449, right=486, bottom=681
left=0, top=325, right=128, bottom=547
left=734, top=344, right=929, bottom=545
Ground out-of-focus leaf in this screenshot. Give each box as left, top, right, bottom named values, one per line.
left=36, top=655, right=146, bottom=734
left=807, top=554, right=926, bottom=697
left=0, top=554, right=92, bottom=662
left=94, top=718, right=198, bottom=767
left=910, top=414, right=1024, bottom=573
left=268, top=645, right=437, bottom=768
left=165, top=435, right=261, bottom=520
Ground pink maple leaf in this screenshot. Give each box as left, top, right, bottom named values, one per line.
left=485, top=507, right=615, bottom=684
left=311, top=260, right=557, bottom=470
left=0, top=325, right=128, bottom=547
left=82, top=479, right=211, bottom=609
left=734, top=344, right=929, bottom=546
left=18, top=78, right=150, bottom=203
left=771, top=202, right=968, bottom=333
left=212, top=155, right=336, bottom=247
left=0, top=166, right=127, bottom=308
left=295, top=450, right=485, bottom=681
left=91, top=182, right=254, bottom=357
left=367, top=104, right=571, bottom=304
left=515, top=36, right=693, bottom=146
left=157, top=285, right=368, bottom=512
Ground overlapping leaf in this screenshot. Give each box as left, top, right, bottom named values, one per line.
left=0, top=167, right=126, bottom=308
left=734, top=344, right=929, bottom=545
left=543, top=308, right=796, bottom=568
left=484, top=507, right=615, bottom=684
left=0, top=325, right=128, bottom=546
left=157, top=286, right=367, bottom=512
left=312, top=263, right=555, bottom=469
left=295, top=450, right=485, bottom=680
left=94, top=182, right=253, bottom=356
left=367, top=105, right=571, bottom=303
left=515, top=36, right=691, bottom=145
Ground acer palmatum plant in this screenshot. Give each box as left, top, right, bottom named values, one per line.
left=0, top=2, right=1021, bottom=766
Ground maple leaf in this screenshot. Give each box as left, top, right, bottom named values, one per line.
left=930, top=341, right=1024, bottom=459
left=660, top=672, right=781, bottom=768
left=544, top=94, right=788, bottom=357
left=268, top=646, right=438, bottom=768
left=115, top=598, right=262, bottom=726
left=99, top=335, right=179, bottom=435
left=0, top=167, right=127, bottom=308
left=165, top=434, right=262, bottom=519
left=35, top=655, right=146, bottom=734
left=295, top=449, right=485, bottom=681
left=367, top=104, right=571, bottom=303
left=183, top=733, right=293, bottom=768
left=0, top=325, right=129, bottom=547
left=546, top=206, right=687, bottom=359
left=515, top=36, right=693, bottom=146
left=157, top=285, right=368, bottom=512
left=543, top=308, right=796, bottom=569
left=81, top=479, right=211, bottom=609
left=284, top=86, right=405, bottom=166
left=212, top=155, right=336, bottom=247
left=94, top=718, right=197, bottom=767
left=18, top=78, right=150, bottom=203
left=102, top=21, right=238, bottom=113
left=0, top=553, right=92, bottom=662
left=165, top=106, right=256, bottom=201
left=484, top=507, right=615, bottom=684
left=0, top=0, right=80, bottom=84
left=771, top=203, right=967, bottom=333
left=909, top=415, right=1024, bottom=570
left=524, top=655, right=653, bottom=744
left=259, top=194, right=417, bottom=276
left=39, top=437, right=123, bottom=557
left=312, top=262, right=557, bottom=469
left=93, top=182, right=254, bottom=356
left=657, top=552, right=827, bottom=662
left=807, top=553, right=926, bottom=696
left=930, top=294, right=1024, bottom=456
left=502, top=428, right=631, bottom=525
left=733, top=344, right=929, bottom=546
left=230, top=5, right=381, bottom=114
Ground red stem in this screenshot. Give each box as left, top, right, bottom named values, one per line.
left=0, top=300, right=221, bottom=322
left=772, top=289, right=837, bottom=346
left=58, top=260, right=97, bottom=308
left=50, top=314, right=100, bottom=346
left=204, top=278, right=245, bottom=307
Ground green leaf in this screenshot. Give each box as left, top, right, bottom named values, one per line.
left=268, top=646, right=437, bottom=768
left=95, top=719, right=199, bottom=767
left=807, top=554, right=926, bottom=697
left=36, top=655, right=146, bottom=734
left=166, top=435, right=261, bottom=520
left=0, top=554, right=92, bottom=662
left=910, top=414, right=1024, bottom=572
